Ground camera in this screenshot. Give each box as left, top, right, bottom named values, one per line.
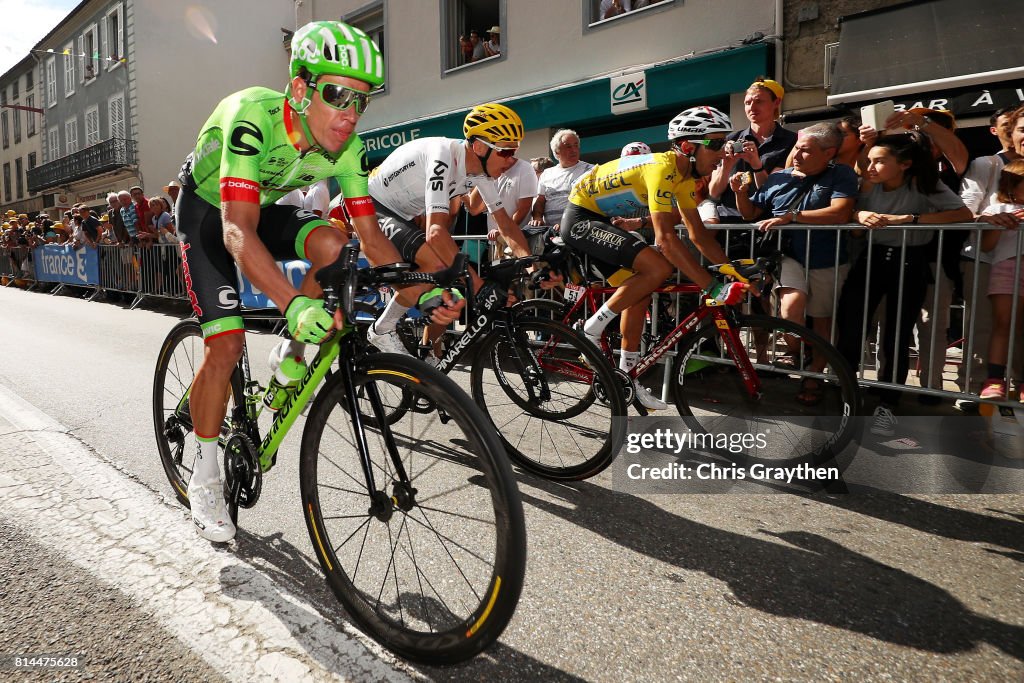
left=725, top=140, right=744, bottom=155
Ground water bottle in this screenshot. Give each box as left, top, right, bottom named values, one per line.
left=263, top=340, right=307, bottom=411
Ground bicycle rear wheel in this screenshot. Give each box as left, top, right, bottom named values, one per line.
left=152, top=319, right=245, bottom=506
left=300, top=353, right=526, bottom=664
left=470, top=318, right=627, bottom=480
left=670, top=314, right=859, bottom=465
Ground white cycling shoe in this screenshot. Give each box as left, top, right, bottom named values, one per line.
left=634, top=382, right=668, bottom=411
left=367, top=323, right=411, bottom=356
left=187, top=478, right=236, bottom=543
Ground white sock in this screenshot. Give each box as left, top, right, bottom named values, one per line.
left=620, top=350, right=640, bottom=373
left=584, top=303, right=617, bottom=338
left=193, top=435, right=220, bottom=484
left=373, top=297, right=411, bottom=334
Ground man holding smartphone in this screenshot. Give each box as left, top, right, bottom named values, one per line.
left=707, top=77, right=797, bottom=225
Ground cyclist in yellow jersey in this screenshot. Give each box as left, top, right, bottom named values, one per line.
left=560, top=106, right=745, bottom=409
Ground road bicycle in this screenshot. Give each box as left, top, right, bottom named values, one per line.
left=359, top=252, right=628, bottom=481
left=152, top=244, right=526, bottom=664
left=518, top=253, right=861, bottom=465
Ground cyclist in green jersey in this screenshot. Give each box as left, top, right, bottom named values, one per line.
left=176, top=21, right=464, bottom=542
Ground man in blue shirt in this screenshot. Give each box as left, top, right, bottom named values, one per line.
left=734, top=122, right=857, bottom=404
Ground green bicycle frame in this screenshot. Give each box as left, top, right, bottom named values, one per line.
left=257, top=329, right=344, bottom=471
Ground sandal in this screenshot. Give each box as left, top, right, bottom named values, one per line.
left=796, top=378, right=823, bottom=406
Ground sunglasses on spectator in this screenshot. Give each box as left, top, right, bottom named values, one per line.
left=690, top=138, right=729, bottom=151
left=313, top=82, right=370, bottom=114
left=476, top=138, right=518, bottom=158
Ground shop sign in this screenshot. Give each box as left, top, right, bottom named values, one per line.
left=610, top=71, right=647, bottom=115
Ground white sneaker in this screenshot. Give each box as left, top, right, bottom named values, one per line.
left=187, top=478, right=236, bottom=543
left=634, top=382, right=668, bottom=411
left=367, top=323, right=410, bottom=356
left=870, top=405, right=897, bottom=437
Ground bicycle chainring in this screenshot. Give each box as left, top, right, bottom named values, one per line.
left=223, top=432, right=262, bottom=510
left=595, top=368, right=634, bottom=406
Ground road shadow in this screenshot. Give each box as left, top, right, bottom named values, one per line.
left=224, top=528, right=577, bottom=681
left=513, top=474, right=1024, bottom=661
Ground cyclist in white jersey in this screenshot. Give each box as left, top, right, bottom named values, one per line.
left=366, top=103, right=547, bottom=354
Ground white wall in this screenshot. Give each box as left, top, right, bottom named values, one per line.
left=131, top=0, right=294, bottom=192
left=309, top=0, right=775, bottom=130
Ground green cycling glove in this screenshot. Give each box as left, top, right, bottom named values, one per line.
left=285, top=295, right=335, bottom=344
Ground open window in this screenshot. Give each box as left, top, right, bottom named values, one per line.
left=83, top=24, right=100, bottom=82
left=586, top=0, right=674, bottom=28
left=105, top=3, right=124, bottom=71
left=441, top=0, right=504, bottom=73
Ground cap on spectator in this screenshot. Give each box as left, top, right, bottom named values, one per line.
left=751, top=78, right=784, bottom=100
left=18, top=213, right=28, bottom=219
left=488, top=25, right=500, bottom=34
left=52, top=222, right=68, bottom=231
left=163, top=180, right=181, bottom=192
left=5, top=209, right=15, bottom=217
left=908, top=107, right=956, bottom=130
left=621, top=141, right=652, bottom=156
left=99, top=214, right=110, bottom=222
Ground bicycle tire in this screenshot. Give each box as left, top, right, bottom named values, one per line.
left=670, top=314, right=859, bottom=465
left=470, top=317, right=627, bottom=481
left=299, top=353, right=526, bottom=664
left=152, top=319, right=245, bottom=507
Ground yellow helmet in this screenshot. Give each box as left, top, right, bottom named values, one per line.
left=464, top=103, right=523, bottom=143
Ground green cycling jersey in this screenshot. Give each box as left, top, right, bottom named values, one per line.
left=186, top=86, right=375, bottom=217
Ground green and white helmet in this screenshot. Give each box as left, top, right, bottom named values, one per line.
left=290, top=21, right=384, bottom=88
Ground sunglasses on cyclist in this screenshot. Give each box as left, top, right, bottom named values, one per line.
left=313, top=82, right=371, bottom=114
left=476, top=138, right=519, bottom=158
left=690, top=138, right=728, bottom=151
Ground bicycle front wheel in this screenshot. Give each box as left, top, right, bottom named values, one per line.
left=470, top=318, right=627, bottom=480
left=299, top=353, right=526, bottom=664
left=670, top=314, right=859, bottom=464
left=152, top=319, right=244, bottom=506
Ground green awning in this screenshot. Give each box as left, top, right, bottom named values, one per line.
left=360, top=43, right=769, bottom=162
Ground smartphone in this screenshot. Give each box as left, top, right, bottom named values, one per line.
left=861, top=100, right=895, bottom=132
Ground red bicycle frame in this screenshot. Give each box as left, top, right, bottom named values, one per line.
left=556, top=280, right=762, bottom=395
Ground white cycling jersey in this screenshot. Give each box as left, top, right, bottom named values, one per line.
left=368, top=137, right=504, bottom=220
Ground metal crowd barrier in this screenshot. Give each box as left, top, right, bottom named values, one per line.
left=507, top=223, right=1021, bottom=409
left=5, top=225, right=1021, bottom=408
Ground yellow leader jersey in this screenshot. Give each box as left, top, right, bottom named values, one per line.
left=569, top=151, right=697, bottom=218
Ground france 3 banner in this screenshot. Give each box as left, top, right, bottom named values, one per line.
left=33, top=244, right=100, bottom=286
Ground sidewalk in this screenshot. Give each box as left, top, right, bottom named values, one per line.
left=0, top=390, right=417, bottom=683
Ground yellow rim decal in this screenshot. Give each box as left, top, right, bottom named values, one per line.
left=308, top=504, right=333, bottom=572
left=366, top=369, right=420, bottom=384
left=715, top=319, right=729, bottom=329
left=466, top=576, right=501, bottom=638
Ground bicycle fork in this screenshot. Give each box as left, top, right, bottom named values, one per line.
left=337, top=355, right=416, bottom=521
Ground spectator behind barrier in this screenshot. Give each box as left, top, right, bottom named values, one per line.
left=977, top=132, right=1024, bottom=403
left=130, top=185, right=152, bottom=232
left=835, top=132, right=972, bottom=436
left=530, top=129, right=594, bottom=229
left=734, top=122, right=857, bottom=405
left=957, top=105, right=1024, bottom=404
left=118, top=190, right=140, bottom=242
left=708, top=77, right=797, bottom=224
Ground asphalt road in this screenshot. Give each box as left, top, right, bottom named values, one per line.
left=0, top=285, right=1022, bottom=682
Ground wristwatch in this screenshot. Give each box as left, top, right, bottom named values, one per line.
left=911, top=213, right=920, bottom=224
left=785, top=209, right=799, bottom=222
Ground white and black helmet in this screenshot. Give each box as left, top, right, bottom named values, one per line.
left=667, top=106, right=732, bottom=141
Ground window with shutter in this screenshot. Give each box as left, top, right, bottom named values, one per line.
left=65, top=117, right=78, bottom=155
left=109, top=92, right=125, bottom=139
left=63, top=42, right=75, bottom=96
left=48, top=127, right=59, bottom=161
left=46, top=57, right=56, bottom=106
left=85, top=106, right=100, bottom=146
